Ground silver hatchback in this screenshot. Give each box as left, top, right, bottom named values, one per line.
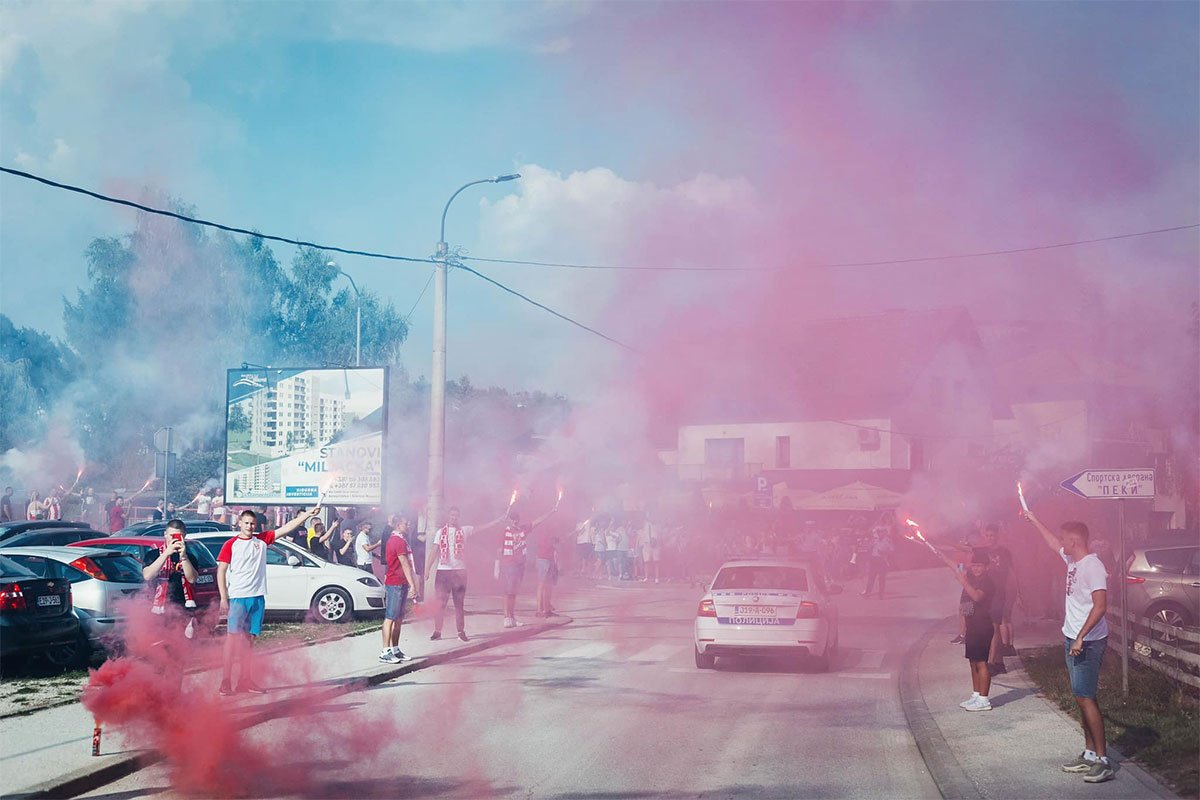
left=1124, top=544, right=1199, bottom=636
left=2, top=546, right=144, bottom=654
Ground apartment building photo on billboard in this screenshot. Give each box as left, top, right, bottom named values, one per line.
left=224, top=367, right=388, bottom=505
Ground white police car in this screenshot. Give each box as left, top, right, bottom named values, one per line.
left=694, top=557, right=840, bottom=671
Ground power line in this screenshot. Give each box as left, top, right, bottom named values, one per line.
left=456, top=263, right=636, bottom=351
left=404, top=269, right=435, bottom=323
left=0, top=166, right=435, bottom=265
left=462, top=224, right=1199, bottom=273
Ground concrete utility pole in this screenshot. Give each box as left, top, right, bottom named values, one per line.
left=426, top=173, right=520, bottom=543
left=329, top=262, right=362, bottom=367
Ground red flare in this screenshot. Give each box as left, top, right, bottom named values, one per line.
left=508, top=488, right=520, bottom=508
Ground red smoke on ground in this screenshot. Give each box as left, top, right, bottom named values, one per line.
left=83, top=599, right=397, bottom=797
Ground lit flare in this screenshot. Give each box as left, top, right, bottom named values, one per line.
left=507, top=488, right=520, bottom=509
left=1016, top=481, right=1030, bottom=513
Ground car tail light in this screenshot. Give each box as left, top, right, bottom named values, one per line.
left=0, top=583, right=27, bottom=612
left=796, top=601, right=819, bottom=619
left=1125, top=575, right=1146, bottom=585
left=71, top=557, right=108, bottom=580
left=697, top=599, right=717, bottom=618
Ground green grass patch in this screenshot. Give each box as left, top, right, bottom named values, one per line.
left=1021, top=645, right=1200, bottom=797
left=256, top=619, right=380, bottom=645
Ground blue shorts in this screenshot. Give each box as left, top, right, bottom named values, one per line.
left=385, top=584, right=409, bottom=621
left=500, top=562, right=525, bottom=596
left=1064, top=636, right=1107, bottom=698
left=536, top=558, right=555, bottom=584
left=228, top=596, right=265, bottom=636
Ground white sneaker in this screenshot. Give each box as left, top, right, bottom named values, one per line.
left=502, top=617, right=514, bottom=629
left=511, top=618, right=525, bottom=627
left=959, top=694, right=980, bottom=709
left=378, top=650, right=401, bottom=664
left=964, top=696, right=992, bottom=711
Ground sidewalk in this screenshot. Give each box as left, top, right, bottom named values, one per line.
left=0, top=593, right=567, bottom=799
left=907, top=614, right=1177, bottom=799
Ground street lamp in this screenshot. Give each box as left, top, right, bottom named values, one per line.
left=426, top=173, right=521, bottom=539
left=328, top=261, right=361, bottom=367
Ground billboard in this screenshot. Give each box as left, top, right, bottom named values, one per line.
left=224, top=367, right=388, bottom=506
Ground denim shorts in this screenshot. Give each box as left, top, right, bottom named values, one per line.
left=500, top=562, right=525, bottom=595
left=384, top=584, right=409, bottom=621
left=228, top=596, right=265, bottom=636
left=1064, top=636, right=1107, bottom=698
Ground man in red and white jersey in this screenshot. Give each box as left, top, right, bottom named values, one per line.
left=496, top=507, right=557, bottom=629
left=216, top=506, right=318, bottom=696
left=423, top=505, right=504, bottom=642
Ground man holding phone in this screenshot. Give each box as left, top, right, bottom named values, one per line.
left=143, top=519, right=200, bottom=615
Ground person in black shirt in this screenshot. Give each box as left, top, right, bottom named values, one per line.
left=936, top=548, right=995, bottom=711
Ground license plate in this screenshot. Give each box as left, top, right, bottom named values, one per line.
left=37, top=595, right=62, bottom=607
left=195, top=575, right=214, bottom=584
left=734, top=605, right=776, bottom=616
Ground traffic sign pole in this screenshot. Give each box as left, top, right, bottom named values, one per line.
left=1119, top=498, right=1128, bottom=696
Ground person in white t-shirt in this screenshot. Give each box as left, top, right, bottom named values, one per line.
left=1024, top=510, right=1114, bottom=784
left=216, top=506, right=319, bottom=696
left=195, top=490, right=213, bottom=519
left=423, top=505, right=504, bottom=642
left=354, top=521, right=379, bottom=572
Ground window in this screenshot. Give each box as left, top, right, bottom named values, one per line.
left=775, top=436, right=791, bottom=468
left=857, top=428, right=881, bottom=451
left=1145, top=548, right=1196, bottom=574
left=704, top=438, right=745, bottom=465
left=266, top=545, right=291, bottom=566
left=712, top=566, right=808, bottom=591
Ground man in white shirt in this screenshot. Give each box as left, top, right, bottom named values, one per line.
left=217, top=507, right=318, bottom=696
left=424, top=505, right=503, bottom=642
left=1024, top=510, right=1114, bottom=784
left=354, top=521, right=379, bottom=572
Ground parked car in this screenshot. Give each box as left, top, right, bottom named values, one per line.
left=694, top=557, right=841, bottom=671
left=0, top=553, right=81, bottom=670
left=2, top=546, right=144, bottom=658
left=0, top=520, right=86, bottom=543
left=187, top=532, right=384, bottom=623
left=1124, top=544, right=1199, bottom=639
left=117, top=520, right=232, bottom=537
left=70, top=536, right=220, bottom=608
left=0, top=528, right=105, bottom=548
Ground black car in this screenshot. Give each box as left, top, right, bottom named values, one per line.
left=0, top=553, right=81, bottom=670
left=0, top=529, right=105, bottom=549
left=116, top=520, right=232, bottom=537
left=0, top=520, right=85, bottom=543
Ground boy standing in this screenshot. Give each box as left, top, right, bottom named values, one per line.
left=379, top=517, right=416, bottom=664
left=217, top=506, right=318, bottom=695
left=1023, top=510, right=1114, bottom=783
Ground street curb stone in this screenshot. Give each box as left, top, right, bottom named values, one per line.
left=7, top=615, right=572, bottom=799
left=898, top=614, right=984, bottom=800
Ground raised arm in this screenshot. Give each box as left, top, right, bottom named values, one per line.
left=530, top=507, right=557, bottom=529
left=472, top=514, right=508, bottom=536
left=276, top=507, right=319, bottom=539
left=1022, top=510, right=1060, bottom=553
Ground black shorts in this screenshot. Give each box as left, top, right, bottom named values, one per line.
left=964, top=626, right=993, bottom=662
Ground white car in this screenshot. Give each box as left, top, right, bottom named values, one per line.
left=694, top=557, right=841, bottom=671
left=189, top=533, right=384, bottom=623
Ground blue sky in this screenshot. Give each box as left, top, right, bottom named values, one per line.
left=1, top=1, right=1197, bottom=397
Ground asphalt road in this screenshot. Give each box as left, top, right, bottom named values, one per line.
left=80, top=570, right=958, bottom=799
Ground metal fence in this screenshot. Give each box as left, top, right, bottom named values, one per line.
left=1106, top=610, right=1200, bottom=690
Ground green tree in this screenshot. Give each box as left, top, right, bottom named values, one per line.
left=0, top=315, right=79, bottom=451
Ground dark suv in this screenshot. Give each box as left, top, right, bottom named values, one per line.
left=1124, top=544, right=1199, bottom=637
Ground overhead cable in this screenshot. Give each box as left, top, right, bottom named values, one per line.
left=456, top=263, right=636, bottom=351
left=0, top=166, right=435, bottom=265
left=462, top=224, right=1199, bottom=273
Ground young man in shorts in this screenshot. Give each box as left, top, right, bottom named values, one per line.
left=1024, top=510, right=1114, bottom=783
left=379, top=517, right=416, bottom=664
left=217, top=506, right=318, bottom=695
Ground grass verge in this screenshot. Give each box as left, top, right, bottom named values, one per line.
left=255, top=618, right=381, bottom=644
left=1021, top=644, right=1199, bottom=797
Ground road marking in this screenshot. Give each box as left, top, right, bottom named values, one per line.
left=630, top=643, right=684, bottom=662
left=546, top=642, right=613, bottom=660
left=857, top=649, right=886, bottom=670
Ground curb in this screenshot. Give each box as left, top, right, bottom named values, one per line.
left=8, top=615, right=572, bottom=799
left=897, top=614, right=983, bottom=800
